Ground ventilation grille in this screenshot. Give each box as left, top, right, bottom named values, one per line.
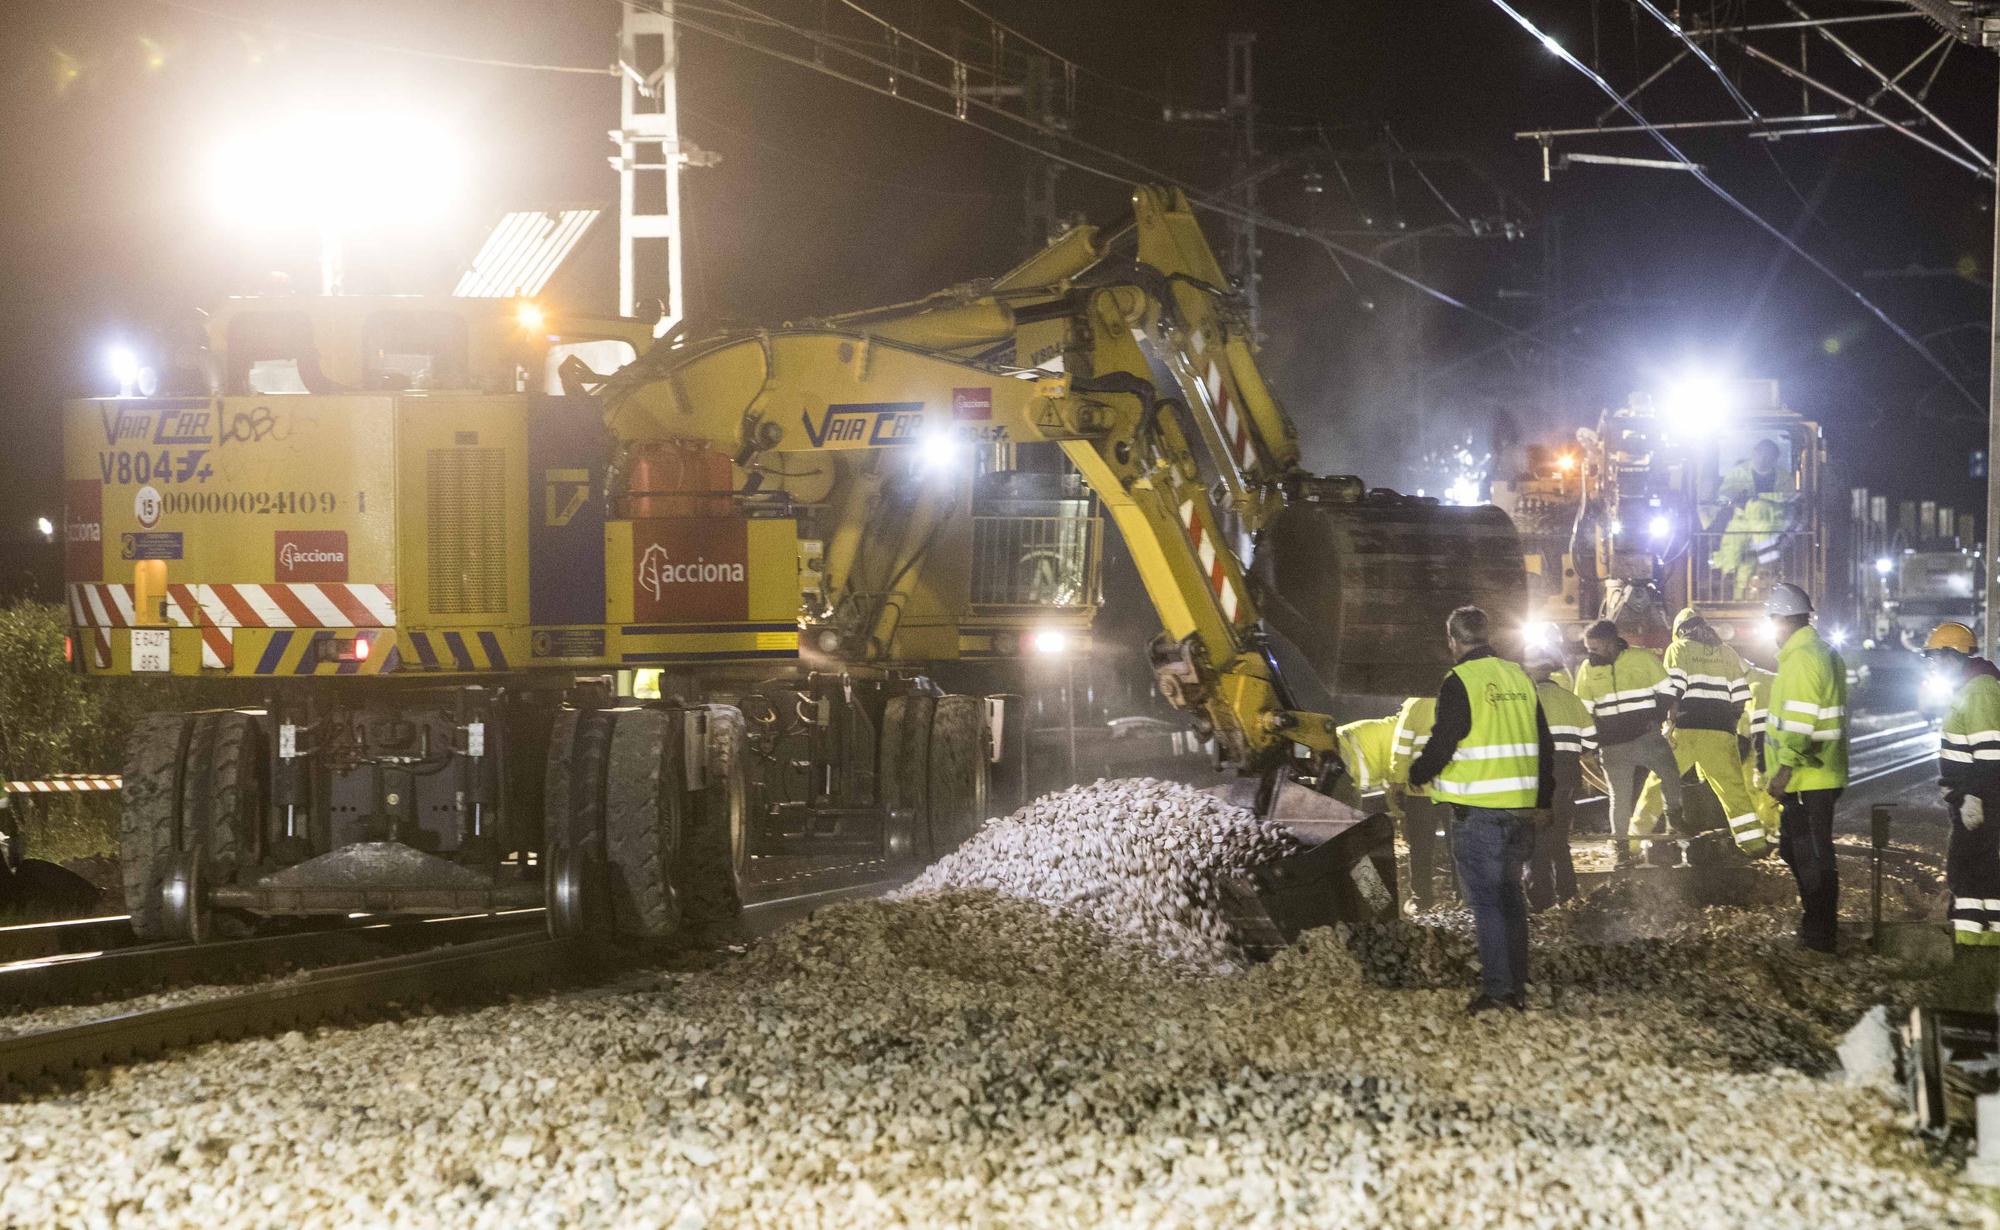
left=427, top=448, right=507, bottom=615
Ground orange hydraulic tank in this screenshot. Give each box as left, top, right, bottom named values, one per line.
left=620, top=440, right=733, bottom=519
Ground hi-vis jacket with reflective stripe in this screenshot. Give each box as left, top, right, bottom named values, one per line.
left=1765, top=624, right=1849, bottom=791
left=1336, top=714, right=1397, bottom=792
left=1940, top=673, right=2000, bottom=799
left=1571, top=645, right=1669, bottom=747
left=1389, top=696, right=1436, bottom=796
left=1739, top=666, right=1775, bottom=742
left=1536, top=678, right=1596, bottom=760
left=1432, top=656, right=1544, bottom=809
left=1664, top=637, right=1750, bottom=732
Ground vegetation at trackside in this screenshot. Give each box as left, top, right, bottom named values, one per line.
left=0, top=602, right=201, bottom=865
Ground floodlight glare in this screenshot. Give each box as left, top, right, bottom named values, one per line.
left=1030, top=628, right=1069, bottom=656
left=35, top=517, right=54, bottom=541
left=1874, top=557, right=1894, bottom=576
left=1647, top=514, right=1671, bottom=541
left=205, top=109, right=463, bottom=231
left=107, top=346, right=139, bottom=389
left=514, top=301, right=546, bottom=332
left=915, top=427, right=965, bottom=473
left=1443, top=476, right=1481, bottom=506
left=1661, top=373, right=1729, bottom=436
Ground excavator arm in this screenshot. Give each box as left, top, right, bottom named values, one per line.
left=604, top=318, right=1330, bottom=770
left=598, top=186, right=1525, bottom=788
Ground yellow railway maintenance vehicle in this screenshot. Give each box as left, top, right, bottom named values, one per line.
left=67, top=187, right=1523, bottom=942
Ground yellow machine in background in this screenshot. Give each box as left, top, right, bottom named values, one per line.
left=68, top=188, right=1522, bottom=942
left=1493, top=379, right=1828, bottom=654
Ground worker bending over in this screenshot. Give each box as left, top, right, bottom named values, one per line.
left=1764, top=583, right=1849, bottom=956
left=1524, top=645, right=1590, bottom=910
left=1924, top=622, right=2000, bottom=949
left=1409, top=606, right=1555, bottom=1014
left=1632, top=608, right=1766, bottom=857
left=1572, top=620, right=1683, bottom=869
left=1338, top=700, right=1449, bottom=912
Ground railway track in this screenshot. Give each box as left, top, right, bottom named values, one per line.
left=0, top=914, right=136, bottom=965
left=0, top=909, right=541, bottom=1009
left=0, top=871, right=905, bottom=1092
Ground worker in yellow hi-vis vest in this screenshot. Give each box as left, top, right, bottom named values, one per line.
left=1408, top=606, right=1555, bottom=1015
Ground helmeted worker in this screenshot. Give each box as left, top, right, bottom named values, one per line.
left=1386, top=695, right=1451, bottom=909
left=1524, top=645, right=1592, bottom=910
left=1631, top=608, right=1766, bottom=857
left=1716, top=438, right=1785, bottom=510
left=1571, top=619, right=1684, bottom=868
left=1409, top=605, right=1555, bottom=1014
left=1738, top=665, right=1781, bottom=847
left=1765, top=582, right=1849, bottom=956
left=1712, top=439, right=1792, bottom=599
left=1924, top=622, right=2000, bottom=948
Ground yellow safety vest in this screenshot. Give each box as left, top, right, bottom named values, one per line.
left=1434, top=656, right=1542, bottom=810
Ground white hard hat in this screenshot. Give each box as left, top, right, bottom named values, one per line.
left=1765, top=583, right=1813, bottom=617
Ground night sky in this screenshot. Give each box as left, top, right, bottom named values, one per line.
left=0, top=0, right=1993, bottom=542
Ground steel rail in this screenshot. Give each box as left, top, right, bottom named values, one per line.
left=0, top=911, right=542, bottom=1009
left=0, top=930, right=582, bottom=1089
left=0, top=873, right=904, bottom=1091
left=0, top=916, right=136, bottom=966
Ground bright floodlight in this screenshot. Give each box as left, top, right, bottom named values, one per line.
left=1874, top=557, right=1894, bottom=576
left=1443, top=475, right=1481, bottom=506
left=1609, top=518, right=1624, bottom=537
left=1523, top=621, right=1555, bottom=650
left=1031, top=628, right=1069, bottom=656
left=1661, top=373, right=1729, bottom=436
left=915, top=427, right=965, bottom=473
left=1923, top=672, right=1953, bottom=708
left=1647, top=514, right=1671, bottom=541
left=205, top=109, right=462, bottom=230
left=35, top=517, right=54, bottom=541
left=107, top=346, right=139, bottom=389
left=514, top=301, right=546, bottom=332
left=1825, top=627, right=1848, bottom=649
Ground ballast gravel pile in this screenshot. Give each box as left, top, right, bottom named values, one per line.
left=0, top=777, right=1985, bottom=1229
left=897, top=776, right=1299, bottom=970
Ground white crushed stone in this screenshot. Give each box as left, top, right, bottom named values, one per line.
left=897, top=776, right=1300, bottom=970
left=0, top=778, right=1984, bottom=1229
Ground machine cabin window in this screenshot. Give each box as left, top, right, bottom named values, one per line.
left=364, top=310, right=470, bottom=391
left=226, top=310, right=324, bottom=396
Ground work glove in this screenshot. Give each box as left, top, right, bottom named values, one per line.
left=1964, top=796, right=1986, bottom=832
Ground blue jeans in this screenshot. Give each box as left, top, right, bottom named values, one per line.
left=1451, top=807, right=1535, bottom=998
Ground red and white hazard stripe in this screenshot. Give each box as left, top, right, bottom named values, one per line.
left=1185, top=329, right=1257, bottom=477
left=1203, top=361, right=1257, bottom=476
left=69, top=583, right=137, bottom=629
left=5, top=774, right=121, bottom=794
left=70, top=583, right=395, bottom=630
left=1179, top=499, right=1242, bottom=625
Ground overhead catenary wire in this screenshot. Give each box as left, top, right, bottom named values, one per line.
left=641, top=0, right=1590, bottom=352
left=1487, top=0, right=1981, bottom=414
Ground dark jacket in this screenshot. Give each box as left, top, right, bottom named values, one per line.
left=1408, top=646, right=1557, bottom=809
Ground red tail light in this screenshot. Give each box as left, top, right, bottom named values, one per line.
left=62, top=634, right=73, bottom=663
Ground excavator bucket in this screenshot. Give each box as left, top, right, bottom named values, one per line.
left=1220, top=778, right=1400, bottom=955
left=1251, top=492, right=1529, bottom=710
left=1221, top=490, right=1527, bottom=947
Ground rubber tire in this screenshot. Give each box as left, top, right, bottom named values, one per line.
left=603, top=709, right=684, bottom=940
left=543, top=707, right=622, bottom=934
left=678, top=704, right=746, bottom=924
left=203, top=712, right=267, bottom=879
left=926, top=695, right=989, bottom=861
left=120, top=713, right=193, bottom=940
left=879, top=693, right=934, bottom=863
